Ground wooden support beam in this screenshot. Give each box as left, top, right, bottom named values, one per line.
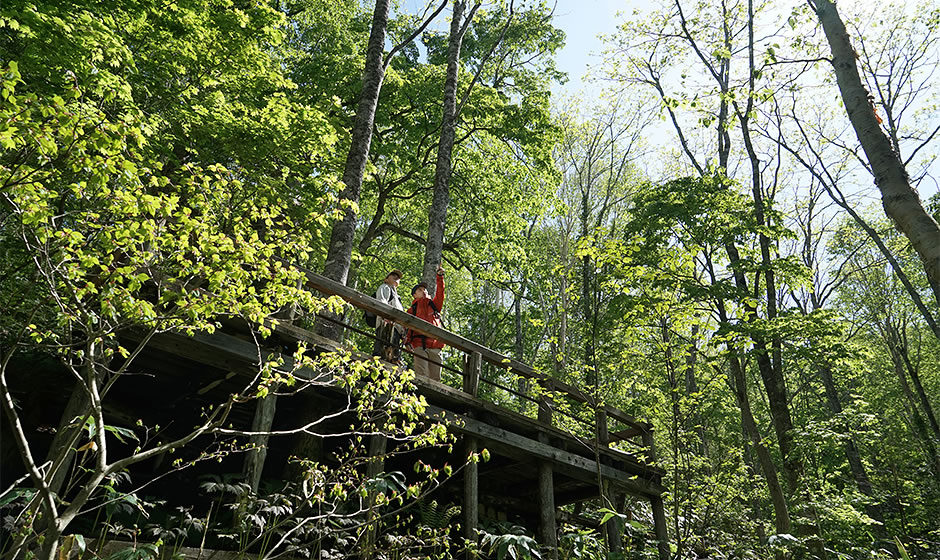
left=595, top=408, right=623, bottom=555
left=427, top=406, right=665, bottom=498
left=538, top=461, right=557, bottom=558
left=596, top=408, right=609, bottom=446
left=138, top=330, right=329, bottom=385
left=603, top=406, right=653, bottom=434
left=416, top=381, right=662, bottom=477
left=609, top=427, right=646, bottom=442
left=605, top=486, right=624, bottom=556
left=555, top=485, right=602, bottom=507
left=363, top=434, right=388, bottom=560
left=244, top=393, right=278, bottom=492
left=464, top=436, right=479, bottom=545
left=643, top=431, right=670, bottom=560
left=537, top=428, right=557, bottom=558
left=538, top=381, right=553, bottom=427
left=651, top=495, right=669, bottom=560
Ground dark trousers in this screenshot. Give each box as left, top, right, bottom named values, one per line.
left=373, top=321, right=402, bottom=359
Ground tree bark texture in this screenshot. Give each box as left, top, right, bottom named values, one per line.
left=893, top=329, right=940, bottom=441
left=321, top=0, right=390, bottom=288
left=811, top=0, right=940, bottom=308
left=882, top=321, right=940, bottom=478
left=727, top=354, right=792, bottom=535
left=422, top=0, right=468, bottom=294
left=817, top=364, right=887, bottom=536
left=725, top=239, right=800, bottom=493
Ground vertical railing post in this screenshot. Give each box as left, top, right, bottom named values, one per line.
left=595, top=407, right=609, bottom=445
left=463, top=351, right=481, bottom=397
left=537, top=379, right=553, bottom=425
left=643, top=430, right=669, bottom=560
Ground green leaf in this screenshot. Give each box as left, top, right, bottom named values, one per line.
left=104, top=424, right=139, bottom=444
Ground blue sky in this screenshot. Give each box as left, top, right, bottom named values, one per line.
left=398, top=0, right=638, bottom=95
left=550, top=0, right=631, bottom=95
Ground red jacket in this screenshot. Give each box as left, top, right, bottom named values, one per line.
left=407, top=274, right=445, bottom=350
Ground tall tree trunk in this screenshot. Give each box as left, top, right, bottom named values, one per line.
left=422, top=0, right=474, bottom=294
left=580, top=190, right=597, bottom=388
left=817, top=364, right=887, bottom=538
left=715, top=297, right=791, bottom=535
left=727, top=353, right=791, bottom=535
left=554, top=236, right=569, bottom=376
left=514, top=282, right=531, bottom=397
left=885, top=321, right=940, bottom=444
left=737, top=0, right=801, bottom=495
left=881, top=320, right=940, bottom=478
left=894, top=324, right=940, bottom=440
left=683, top=324, right=706, bottom=456
left=810, top=0, right=940, bottom=308
left=725, top=237, right=799, bottom=493
left=676, top=0, right=801, bottom=495
left=661, top=318, right=687, bottom=559
left=318, top=0, right=390, bottom=339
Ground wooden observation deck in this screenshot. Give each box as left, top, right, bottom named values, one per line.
left=132, top=267, right=669, bottom=559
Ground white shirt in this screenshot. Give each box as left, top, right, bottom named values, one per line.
left=375, top=283, right=403, bottom=312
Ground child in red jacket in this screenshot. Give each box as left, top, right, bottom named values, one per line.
left=406, top=266, right=445, bottom=381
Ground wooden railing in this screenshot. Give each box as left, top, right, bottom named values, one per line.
left=296, top=266, right=656, bottom=456
left=290, top=265, right=669, bottom=560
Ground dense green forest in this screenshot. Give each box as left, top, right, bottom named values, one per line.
left=2, top=0, right=940, bottom=559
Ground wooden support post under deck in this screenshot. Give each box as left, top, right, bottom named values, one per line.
left=464, top=436, right=479, bottom=548
left=538, top=461, right=557, bottom=558
left=595, top=408, right=623, bottom=555
left=244, top=392, right=278, bottom=492
left=363, top=434, right=388, bottom=560
left=643, top=431, right=669, bottom=560
left=537, top=390, right=557, bottom=557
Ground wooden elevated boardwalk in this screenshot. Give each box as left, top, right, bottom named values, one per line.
left=136, top=267, right=669, bottom=559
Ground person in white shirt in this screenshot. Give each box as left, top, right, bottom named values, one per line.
left=373, top=269, right=404, bottom=361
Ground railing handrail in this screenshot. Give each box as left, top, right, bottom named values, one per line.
left=297, top=264, right=651, bottom=435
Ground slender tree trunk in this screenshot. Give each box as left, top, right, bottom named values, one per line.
left=714, top=296, right=791, bottom=535
left=45, top=383, right=91, bottom=496
left=319, top=0, right=390, bottom=338
left=885, top=321, right=940, bottom=444
left=661, top=319, right=686, bottom=559
left=580, top=191, right=597, bottom=388
left=895, top=326, right=940, bottom=440
left=882, top=321, right=940, bottom=478
left=810, top=0, right=940, bottom=308
left=514, top=282, right=531, bottom=397
left=824, top=182, right=940, bottom=341
left=737, top=0, right=801, bottom=495
left=514, top=286, right=524, bottom=360
left=422, top=0, right=472, bottom=294
left=817, top=364, right=887, bottom=537
left=725, top=238, right=799, bottom=494
left=554, top=237, right=569, bottom=376
left=727, top=353, right=791, bottom=535
left=683, top=324, right=706, bottom=456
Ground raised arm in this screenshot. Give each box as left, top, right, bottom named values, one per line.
left=433, top=271, right=445, bottom=310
